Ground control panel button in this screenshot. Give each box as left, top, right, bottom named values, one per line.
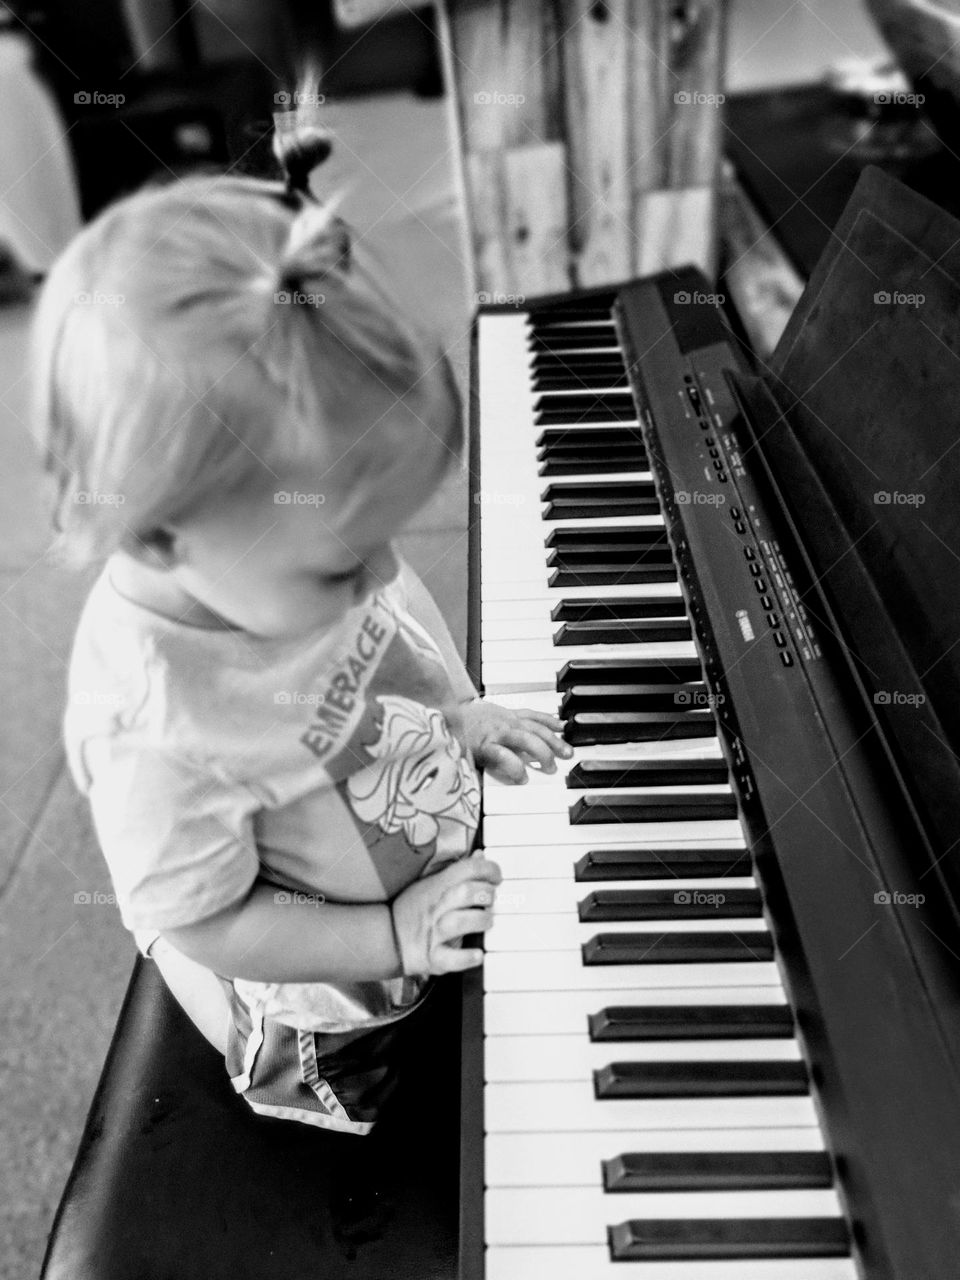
left=759, top=595, right=772, bottom=610
left=734, top=520, right=746, bottom=534
left=744, top=547, right=756, bottom=560
left=774, top=631, right=787, bottom=647
left=780, top=651, right=794, bottom=667
left=730, top=507, right=741, bottom=519
left=717, top=470, right=727, bottom=482
left=755, top=578, right=767, bottom=592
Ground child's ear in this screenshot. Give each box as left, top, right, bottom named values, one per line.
left=124, top=527, right=181, bottom=570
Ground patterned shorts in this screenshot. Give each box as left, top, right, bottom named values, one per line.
left=224, top=982, right=432, bottom=1135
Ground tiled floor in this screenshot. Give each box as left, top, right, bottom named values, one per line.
left=0, top=90, right=470, bottom=1278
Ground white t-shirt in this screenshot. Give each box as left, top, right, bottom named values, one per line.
left=64, top=557, right=481, bottom=1032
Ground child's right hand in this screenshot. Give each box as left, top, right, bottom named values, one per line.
left=390, top=855, right=502, bottom=976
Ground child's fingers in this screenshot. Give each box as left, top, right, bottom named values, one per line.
left=432, top=943, right=485, bottom=973
left=435, top=906, right=493, bottom=944
left=437, top=876, right=499, bottom=916
left=517, top=709, right=567, bottom=734
left=516, top=717, right=573, bottom=763
left=498, top=725, right=564, bottom=774
left=480, top=741, right=528, bottom=784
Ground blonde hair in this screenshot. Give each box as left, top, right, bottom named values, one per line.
left=29, top=138, right=460, bottom=567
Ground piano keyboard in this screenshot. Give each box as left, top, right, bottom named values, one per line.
left=472, top=297, right=856, bottom=1279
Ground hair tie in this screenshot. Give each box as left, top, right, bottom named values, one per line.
left=277, top=200, right=351, bottom=292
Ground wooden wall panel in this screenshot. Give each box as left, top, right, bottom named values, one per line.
left=442, top=0, right=727, bottom=295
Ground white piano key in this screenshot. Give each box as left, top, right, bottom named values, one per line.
left=485, top=1084, right=820, bottom=1136
left=485, top=1034, right=802, bottom=1083
left=483, top=584, right=683, bottom=621
left=486, top=1186, right=842, bottom=1246
left=483, top=813, right=743, bottom=847
left=484, top=654, right=698, bottom=693
left=487, top=915, right=768, bottom=952
left=492, top=878, right=757, bottom=912
left=482, top=612, right=687, bottom=642
left=483, top=783, right=732, bottom=817
left=485, top=835, right=746, bottom=886
left=481, top=638, right=694, bottom=665
left=484, top=953, right=779, bottom=993
left=481, top=571, right=675, bottom=603
left=486, top=1247, right=857, bottom=1280
left=485, top=1129, right=826, bottom=1189
left=484, top=989, right=788, bottom=1037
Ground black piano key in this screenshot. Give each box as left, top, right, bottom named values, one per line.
left=582, top=931, right=773, bottom=965
left=594, top=1060, right=809, bottom=1099
left=534, top=370, right=629, bottom=390
left=560, top=684, right=706, bottom=715
left=555, top=619, right=690, bottom=645
left=539, top=456, right=647, bottom=476
left=551, top=598, right=687, bottom=621
left=542, top=480, right=655, bottom=502
left=548, top=549, right=674, bottom=570
left=578, top=887, right=762, bottom=922
left=536, top=404, right=639, bottom=425
left=543, top=497, right=661, bottom=518
left=570, top=793, right=737, bottom=824
left=531, top=355, right=625, bottom=376
left=529, top=333, right=620, bottom=352
left=537, top=427, right=641, bottom=449
left=527, top=298, right=615, bottom=321
left=567, top=759, right=729, bottom=788
left=558, top=658, right=704, bottom=688
left=588, top=1004, right=794, bottom=1040
left=546, top=527, right=666, bottom=547
left=603, top=1150, right=833, bottom=1192
left=565, top=710, right=715, bottom=745
left=576, top=847, right=752, bottom=880
left=550, top=565, right=675, bottom=585
left=607, top=1217, right=850, bottom=1261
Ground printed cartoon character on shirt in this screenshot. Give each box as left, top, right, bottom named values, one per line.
left=306, top=591, right=481, bottom=897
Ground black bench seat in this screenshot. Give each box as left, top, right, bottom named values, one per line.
left=40, top=958, right=463, bottom=1280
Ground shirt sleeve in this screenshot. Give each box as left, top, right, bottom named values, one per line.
left=83, top=735, right=261, bottom=932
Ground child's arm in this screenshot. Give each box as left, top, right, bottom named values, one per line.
left=161, top=855, right=501, bottom=981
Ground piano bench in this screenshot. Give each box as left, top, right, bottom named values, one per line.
left=40, top=958, right=462, bottom=1280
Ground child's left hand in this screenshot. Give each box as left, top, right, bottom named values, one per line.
left=453, top=699, right=573, bottom=785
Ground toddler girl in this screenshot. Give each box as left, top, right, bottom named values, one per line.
left=30, top=119, right=569, bottom=1132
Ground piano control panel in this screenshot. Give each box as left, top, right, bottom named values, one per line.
left=638, top=349, right=822, bottom=681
